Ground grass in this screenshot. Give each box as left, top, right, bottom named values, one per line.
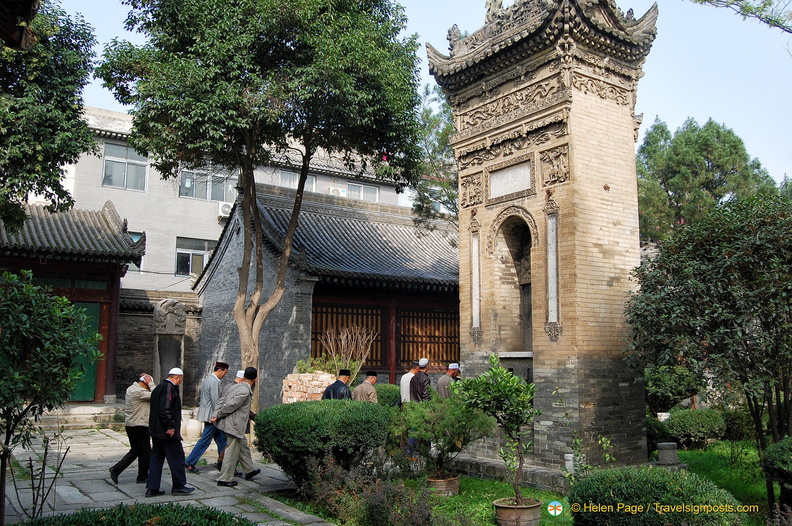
left=680, top=440, right=776, bottom=526
left=266, top=475, right=572, bottom=525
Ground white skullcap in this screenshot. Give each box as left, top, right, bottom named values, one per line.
left=236, top=370, right=245, bottom=379
left=168, top=367, right=184, bottom=376
left=418, top=358, right=429, bottom=368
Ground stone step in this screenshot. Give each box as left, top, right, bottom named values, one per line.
left=37, top=403, right=124, bottom=431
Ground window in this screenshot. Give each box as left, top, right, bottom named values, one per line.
left=102, top=143, right=147, bottom=191
left=175, top=237, right=215, bottom=276
left=347, top=183, right=379, bottom=202
left=179, top=170, right=236, bottom=201
left=279, top=171, right=316, bottom=192
left=128, top=232, right=143, bottom=272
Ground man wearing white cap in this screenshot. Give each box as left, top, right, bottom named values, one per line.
left=409, top=358, right=431, bottom=402
left=145, top=368, right=194, bottom=497
left=436, top=363, right=460, bottom=399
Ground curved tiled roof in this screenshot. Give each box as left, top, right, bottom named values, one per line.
left=0, top=201, right=145, bottom=266
left=252, top=189, right=458, bottom=289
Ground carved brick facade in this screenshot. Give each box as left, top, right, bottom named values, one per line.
left=429, top=0, right=657, bottom=470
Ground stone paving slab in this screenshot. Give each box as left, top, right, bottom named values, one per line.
left=4, top=428, right=333, bottom=526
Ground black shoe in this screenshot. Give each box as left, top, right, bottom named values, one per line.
left=233, top=470, right=243, bottom=478
left=213, top=461, right=222, bottom=470
left=109, top=468, right=119, bottom=484
left=185, top=464, right=200, bottom=474
left=145, top=489, right=165, bottom=498
left=244, top=468, right=261, bottom=481
left=217, top=480, right=238, bottom=487
left=136, top=479, right=147, bottom=484
left=171, top=486, right=195, bottom=495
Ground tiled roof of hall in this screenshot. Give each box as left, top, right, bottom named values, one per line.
left=200, top=184, right=458, bottom=291
left=0, top=201, right=145, bottom=267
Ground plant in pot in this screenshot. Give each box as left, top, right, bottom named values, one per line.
left=456, top=354, right=543, bottom=526
left=391, top=392, right=494, bottom=496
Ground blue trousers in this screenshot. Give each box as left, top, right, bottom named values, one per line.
left=185, top=422, right=226, bottom=467
left=146, top=437, right=187, bottom=491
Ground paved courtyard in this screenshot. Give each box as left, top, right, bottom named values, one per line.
left=4, top=428, right=332, bottom=525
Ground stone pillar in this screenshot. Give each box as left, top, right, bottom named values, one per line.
left=428, top=0, right=657, bottom=468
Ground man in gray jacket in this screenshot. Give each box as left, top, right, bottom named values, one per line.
left=185, top=361, right=229, bottom=473
left=214, top=367, right=260, bottom=487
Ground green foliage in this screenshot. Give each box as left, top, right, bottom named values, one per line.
left=762, top=438, right=792, bottom=487
left=374, top=383, right=401, bottom=408
left=0, top=0, right=98, bottom=233
left=294, top=354, right=362, bottom=384
left=645, top=366, right=706, bottom=416
left=411, top=84, right=458, bottom=246
left=390, top=394, right=494, bottom=478
left=455, top=354, right=541, bottom=505
left=20, top=503, right=256, bottom=525
left=665, top=409, right=726, bottom=449
left=254, top=400, right=390, bottom=486
left=636, top=118, right=776, bottom=242
left=646, top=417, right=670, bottom=455
left=568, top=466, right=742, bottom=525
left=690, top=0, right=792, bottom=33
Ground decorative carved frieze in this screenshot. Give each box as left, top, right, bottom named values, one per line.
left=633, top=113, right=643, bottom=142
left=450, top=89, right=572, bottom=144
left=460, top=172, right=484, bottom=208
left=570, top=71, right=631, bottom=105
left=468, top=215, right=481, bottom=233
left=544, top=195, right=560, bottom=215
left=486, top=206, right=539, bottom=255
left=153, top=299, right=186, bottom=335
left=470, top=326, right=484, bottom=346
left=457, top=77, right=562, bottom=130
left=540, top=145, right=570, bottom=187
left=458, top=120, right=567, bottom=171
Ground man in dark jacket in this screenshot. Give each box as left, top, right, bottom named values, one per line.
left=145, top=368, right=194, bottom=497
left=321, top=369, right=352, bottom=400
left=409, top=358, right=431, bottom=402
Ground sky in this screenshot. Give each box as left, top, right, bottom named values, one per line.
left=61, top=0, right=791, bottom=183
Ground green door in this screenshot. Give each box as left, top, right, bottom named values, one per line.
left=71, top=302, right=100, bottom=401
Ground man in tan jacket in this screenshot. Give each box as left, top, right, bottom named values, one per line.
left=352, top=371, right=378, bottom=403
left=213, top=367, right=260, bottom=487
left=109, top=373, right=155, bottom=484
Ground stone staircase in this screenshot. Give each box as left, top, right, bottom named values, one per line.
left=38, top=403, right=125, bottom=431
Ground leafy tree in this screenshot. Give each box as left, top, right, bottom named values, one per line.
left=0, top=0, right=97, bottom=234
left=97, top=0, right=422, bottom=409
left=0, top=271, right=100, bottom=525
left=411, top=84, right=458, bottom=245
left=644, top=365, right=706, bottom=416
left=690, top=0, right=792, bottom=33
left=624, top=195, right=792, bottom=509
left=636, top=117, right=776, bottom=243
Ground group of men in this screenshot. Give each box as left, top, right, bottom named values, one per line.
left=108, top=361, right=261, bottom=496
left=321, top=369, right=380, bottom=402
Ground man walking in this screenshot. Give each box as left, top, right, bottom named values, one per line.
left=109, top=373, right=155, bottom=484
left=436, top=363, right=460, bottom=399
left=352, top=371, right=378, bottom=402
left=146, top=368, right=194, bottom=497
left=409, top=358, right=431, bottom=402
left=400, top=361, right=419, bottom=405
left=321, top=369, right=352, bottom=400
left=214, top=367, right=260, bottom=487
left=185, top=361, right=229, bottom=473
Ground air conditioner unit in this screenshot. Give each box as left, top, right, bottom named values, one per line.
left=217, top=201, right=233, bottom=218
left=328, top=186, right=347, bottom=197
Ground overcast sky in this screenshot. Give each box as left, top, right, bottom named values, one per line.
left=61, top=0, right=791, bottom=182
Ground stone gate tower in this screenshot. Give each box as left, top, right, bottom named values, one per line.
left=428, top=0, right=657, bottom=468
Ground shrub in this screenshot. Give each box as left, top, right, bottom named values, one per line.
left=722, top=407, right=755, bottom=442
left=645, top=365, right=705, bottom=416
left=254, top=400, right=390, bottom=486
left=375, top=383, right=401, bottom=408
left=665, top=408, right=725, bottom=449
left=762, top=437, right=792, bottom=487
left=21, top=503, right=255, bottom=525
left=646, top=416, right=670, bottom=455
left=568, top=466, right=741, bottom=525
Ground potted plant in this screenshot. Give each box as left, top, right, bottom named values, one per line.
left=456, top=354, right=543, bottom=526
left=392, top=393, right=494, bottom=495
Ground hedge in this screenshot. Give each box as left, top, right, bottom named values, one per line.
left=665, top=408, right=725, bottom=448
left=762, top=436, right=792, bottom=487
left=21, top=503, right=254, bottom=525
left=568, top=466, right=741, bottom=525
left=254, top=400, right=390, bottom=486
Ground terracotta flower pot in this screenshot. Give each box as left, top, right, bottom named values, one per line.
left=427, top=474, right=461, bottom=496
left=493, top=497, right=542, bottom=526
